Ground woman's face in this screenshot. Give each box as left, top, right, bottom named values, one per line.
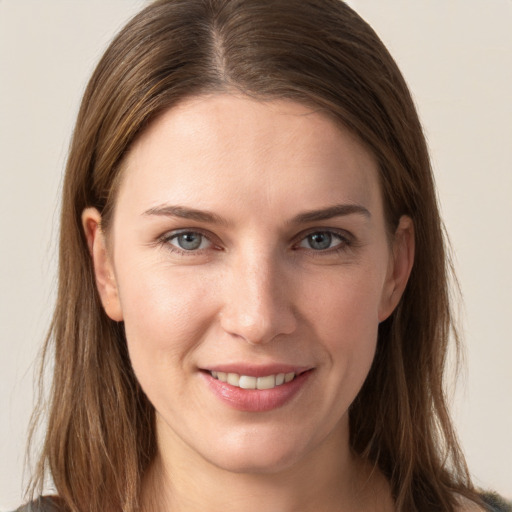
left=85, top=94, right=413, bottom=474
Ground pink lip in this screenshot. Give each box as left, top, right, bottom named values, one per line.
left=201, top=367, right=313, bottom=413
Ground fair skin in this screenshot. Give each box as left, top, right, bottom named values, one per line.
left=83, top=94, right=415, bottom=512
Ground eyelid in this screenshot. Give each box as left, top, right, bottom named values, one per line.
left=298, top=232, right=344, bottom=249
left=293, top=227, right=353, bottom=246
left=159, top=228, right=220, bottom=254
left=156, top=226, right=356, bottom=255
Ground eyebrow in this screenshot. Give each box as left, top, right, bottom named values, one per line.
left=143, top=204, right=229, bottom=225
left=143, top=203, right=370, bottom=225
left=289, top=203, right=371, bottom=224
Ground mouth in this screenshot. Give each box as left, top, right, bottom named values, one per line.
left=209, top=370, right=297, bottom=390
left=202, top=367, right=313, bottom=412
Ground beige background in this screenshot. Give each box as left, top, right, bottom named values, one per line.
left=1, top=1, right=511, bottom=509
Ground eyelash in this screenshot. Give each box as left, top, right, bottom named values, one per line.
left=158, top=228, right=354, bottom=256
left=294, top=230, right=352, bottom=253
left=159, top=229, right=218, bottom=255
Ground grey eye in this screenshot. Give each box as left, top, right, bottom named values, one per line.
left=170, top=232, right=209, bottom=251
left=300, top=232, right=343, bottom=251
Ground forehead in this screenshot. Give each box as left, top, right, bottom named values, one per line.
left=117, top=94, right=382, bottom=220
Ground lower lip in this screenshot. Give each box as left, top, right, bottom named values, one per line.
left=202, top=371, right=312, bottom=412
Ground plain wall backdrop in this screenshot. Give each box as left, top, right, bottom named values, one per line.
left=1, top=1, right=511, bottom=509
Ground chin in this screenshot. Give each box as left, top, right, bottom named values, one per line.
left=211, top=449, right=302, bottom=475
left=199, top=428, right=315, bottom=475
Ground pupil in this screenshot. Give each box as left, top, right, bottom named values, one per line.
left=310, top=232, right=331, bottom=250
left=179, top=233, right=201, bottom=250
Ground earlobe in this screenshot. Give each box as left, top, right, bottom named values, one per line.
left=378, top=215, right=415, bottom=322
left=81, top=207, right=123, bottom=322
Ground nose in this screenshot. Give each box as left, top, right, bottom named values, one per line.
left=219, top=251, right=297, bottom=345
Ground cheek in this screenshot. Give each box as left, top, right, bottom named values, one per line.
left=302, top=263, right=385, bottom=337
left=300, top=266, right=384, bottom=384
left=115, top=260, right=216, bottom=381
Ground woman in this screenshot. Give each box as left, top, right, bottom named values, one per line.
left=15, top=0, right=511, bottom=511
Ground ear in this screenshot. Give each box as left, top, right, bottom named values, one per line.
left=81, top=207, right=123, bottom=321
left=378, top=215, right=415, bottom=322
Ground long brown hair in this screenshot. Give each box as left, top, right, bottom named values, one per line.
left=29, top=1, right=481, bottom=510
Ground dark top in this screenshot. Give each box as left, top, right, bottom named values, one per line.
left=481, top=492, right=512, bottom=512
left=13, top=492, right=512, bottom=511
left=14, top=496, right=60, bottom=512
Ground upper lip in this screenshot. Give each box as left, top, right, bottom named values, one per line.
left=202, top=364, right=312, bottom=377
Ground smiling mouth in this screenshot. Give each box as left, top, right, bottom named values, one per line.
left=209, top=371, right=297, bottom=390
left=204, top=368, right=313, bottom=411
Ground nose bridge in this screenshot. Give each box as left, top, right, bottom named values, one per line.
left=220, top=245, right=296, bottom=344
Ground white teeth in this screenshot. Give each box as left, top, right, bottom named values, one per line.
left=227, top=373, right=240, bottom=386
left=284, top=372, right=295, bottom=383
left=210, top=371, right=296, bottom=389
left=239, top=375, right=257, bottom=389
left=257, top=375, right=275, bottom=390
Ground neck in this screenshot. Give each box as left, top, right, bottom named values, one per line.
left=141, top=415, right=393, bottom=512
